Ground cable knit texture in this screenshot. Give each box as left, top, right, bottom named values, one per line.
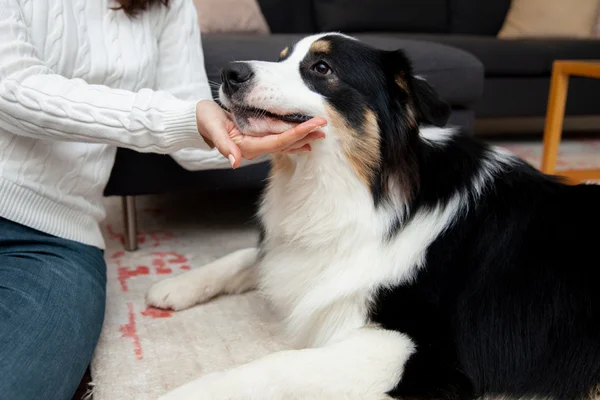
left=0, top=0, right=240, bottom=249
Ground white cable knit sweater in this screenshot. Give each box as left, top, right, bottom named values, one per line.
left=0, top=0, right=241, bottom=249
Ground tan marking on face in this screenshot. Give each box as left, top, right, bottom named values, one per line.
left=326, top=105, right=381, bottom=186
left=279, top=47, right=289, bottom=59
left=310, top=40, right=332, bottom=54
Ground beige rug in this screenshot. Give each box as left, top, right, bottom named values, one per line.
left=89, top=139, right=600, bottom=400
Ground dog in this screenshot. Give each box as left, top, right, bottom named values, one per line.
left=148, top=33, right=600, bottom=400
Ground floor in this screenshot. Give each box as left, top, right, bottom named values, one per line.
left=71, top=135, right=600, bottom=400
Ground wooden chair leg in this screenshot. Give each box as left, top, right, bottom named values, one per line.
left=541, top=65, right=569, bottom=175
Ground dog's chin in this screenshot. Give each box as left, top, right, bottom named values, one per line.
left=233, top=113, right=298, bottom=137
left=224, top=101, right=313, bottom=137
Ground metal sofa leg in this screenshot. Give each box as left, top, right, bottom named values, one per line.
left=122, top=196, right=139, bottom=252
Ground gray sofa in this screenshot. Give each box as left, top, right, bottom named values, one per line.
left=105, top=0, right=600, bottom=250
left=256, top=0, right=600, bottom=118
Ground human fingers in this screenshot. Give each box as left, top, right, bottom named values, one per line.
left=281, top=130, right=325, bottom=152
left=196, top=100, right=243, bottom=167
left=263, top=117, right=327, bottom=151
left=212, top=134, right=242, bottom=168
left=239, top=117, right=327, bottom=159
left=283, top=144, right=312, bottom=154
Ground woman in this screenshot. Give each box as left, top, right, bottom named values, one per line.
left=0, top=0, right=325, bottom=399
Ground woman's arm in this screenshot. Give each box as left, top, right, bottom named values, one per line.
left=152, top=0, right=245, bottom=170
left=158, top=0, right=327, bottom=170
left=0, top=0, right=209, bottom=154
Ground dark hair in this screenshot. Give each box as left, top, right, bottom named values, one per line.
left=112, top=0, right=170, bottom=16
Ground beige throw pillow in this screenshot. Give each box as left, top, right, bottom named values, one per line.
left=594, top=9, right=600, bottom=37
left=498, top=0, right=600, bottom=39
left=193, top=0, right=270, bottom=35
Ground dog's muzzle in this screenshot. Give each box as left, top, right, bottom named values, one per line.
left=219, top=61, right=313, bottom=126
left=221, top=62, right=254, bottom=96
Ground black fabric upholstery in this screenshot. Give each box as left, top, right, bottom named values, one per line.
left=312, top=0, right=449, bottom=33
left=474, top=77, right=600, bottom=118
left=388, top=34, right=600, bottom=76
left=103, top=109, right=475, bottom=197
left=448, top=0, right=511, bottom=35
left=256, top=0, right=315, bottom=33
left=391, top=34, right=549, bottom=76
left=448, top=109, right=475, bottom=134
left=104, top=151, right=272, bottom=196
left=201, top=33, right=483, bottom=107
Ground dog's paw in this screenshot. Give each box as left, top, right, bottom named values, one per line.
left=146, top=275, right=217, bottom=311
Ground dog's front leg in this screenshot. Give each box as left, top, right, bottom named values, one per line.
left=158, top=326, right=415, bottom=400
left=147, top=247, right=259, bottom=310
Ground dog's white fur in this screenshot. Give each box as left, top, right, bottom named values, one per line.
left=147, top=34, right=513, bottom=399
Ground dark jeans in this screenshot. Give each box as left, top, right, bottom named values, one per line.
left=0, top=217, right=106, bottom=400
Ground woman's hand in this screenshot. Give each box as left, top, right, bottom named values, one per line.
left=196, top=100, right=327, bottom=168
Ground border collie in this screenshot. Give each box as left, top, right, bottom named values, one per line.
left=148, top=33, right=600, bottom=400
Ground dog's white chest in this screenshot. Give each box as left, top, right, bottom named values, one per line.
left=258, top=244, right=376, bottom=348
left=256, top=156, right=387, bottom=348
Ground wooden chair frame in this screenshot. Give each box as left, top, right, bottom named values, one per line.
left=541, top=60, right=600, bottom=184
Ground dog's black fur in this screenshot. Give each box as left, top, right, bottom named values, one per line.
left=374, top=140, right=600, bottom=400
left=274, top=35, right=600, bottom=400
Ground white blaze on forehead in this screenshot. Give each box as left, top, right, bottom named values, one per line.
left=283, top=32, right=356, bottom=64
left=283, top=34, right=329, bottom=64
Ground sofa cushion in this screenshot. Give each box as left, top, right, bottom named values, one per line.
left=312, top=0, right=449, bottom=33
left=390, top=34, right=600, bottom=76
left=474, top=77, right=600, bottom=118
left=256, top=0, right=315, bottom=33
left=497, top=0, right=600, bottom=39
left=201, top=33, right=484, bottom=107
left=448, top=0, right=511, bottom=35
left=194, top=0, right=270, bottom=35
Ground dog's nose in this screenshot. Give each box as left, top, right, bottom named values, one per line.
left=221, top=63, right=254, bottom=93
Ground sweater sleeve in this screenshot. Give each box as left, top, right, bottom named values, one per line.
left=169, top=146, right=271, bottom=171
left=152, top=0, right=225, bottom=170
left=0, top=0, right=209, bottom=154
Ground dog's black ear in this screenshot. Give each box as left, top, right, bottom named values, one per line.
left=411, top=77, right=451, bottom=127
left=382, top=49, right=450, bottom=128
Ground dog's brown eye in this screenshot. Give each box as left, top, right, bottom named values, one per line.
left=312, top=61, right=332, bottom=75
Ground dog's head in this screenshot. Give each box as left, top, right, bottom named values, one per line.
left=219, top=33, right=450, bottom=200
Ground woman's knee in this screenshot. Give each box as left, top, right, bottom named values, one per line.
left=48, top=250, right=107, bottom=375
